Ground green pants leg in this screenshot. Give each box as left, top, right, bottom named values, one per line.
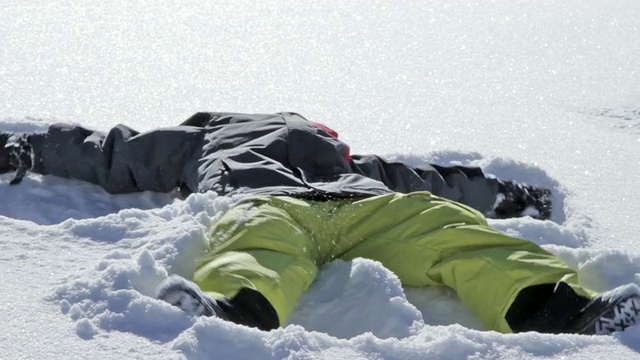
left=336, top=192, right=596, bottom=333
left=192, top=192, right=595, bottom=332
left=192, top=196, right=322, bottom=325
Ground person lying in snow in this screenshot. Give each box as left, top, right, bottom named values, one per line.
left=1, top=112, right=638, bottom=335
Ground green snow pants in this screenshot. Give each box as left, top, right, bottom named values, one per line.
left=192, top=192, right=595, bottom=333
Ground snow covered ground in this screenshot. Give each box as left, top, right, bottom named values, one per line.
left=2, top=1, right=640, bottom=359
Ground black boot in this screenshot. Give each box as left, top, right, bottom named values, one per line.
left=564, top=285, right=640, bottom=335
left=507, top=282, right=640, bottom=335
left=506, top=282, right=589, bottom=333
left=156, top=275, right=280, bottom=331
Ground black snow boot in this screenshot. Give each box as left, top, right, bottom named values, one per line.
left=156, top=275, right=280, bottom=331
left=564, top=284, right=640, bottom=335
left=507, top=282, right=640, bottom=335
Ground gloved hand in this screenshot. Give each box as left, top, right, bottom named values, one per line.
left=0, top=133, right=33, bottom=185
left=492, top=180, right=552, bottom=220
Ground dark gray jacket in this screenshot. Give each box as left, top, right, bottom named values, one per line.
left=28, top=112, right=502, bottom=213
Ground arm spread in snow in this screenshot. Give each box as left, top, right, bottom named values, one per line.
left=30, top=123, right=204, bottom=194
left=350, top=154, right=552, bottom=219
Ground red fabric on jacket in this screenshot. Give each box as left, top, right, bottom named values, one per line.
left=310, top=121, right=351, bottom=162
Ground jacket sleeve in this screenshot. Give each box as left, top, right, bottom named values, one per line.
left=349, top=155, right=553, bottom=219
left=30, top=123, right=205, bottom=194
left=350, top=154, right=501, bottom=214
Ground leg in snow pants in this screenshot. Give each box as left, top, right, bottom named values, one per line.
left=192, top=191, right=595, bottom=333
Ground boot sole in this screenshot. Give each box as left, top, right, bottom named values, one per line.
left=580, top=296, right=640, bottom=335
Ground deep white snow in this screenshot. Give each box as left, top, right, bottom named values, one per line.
left=2, top=1, right=640, bottom=359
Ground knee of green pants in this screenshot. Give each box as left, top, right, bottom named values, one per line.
left=193, top=250, right=318, bottom=325
left=208, top=198, right=317, bottom=257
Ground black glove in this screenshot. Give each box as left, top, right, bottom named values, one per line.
left=0, top=133, right=33, bottom=185
left=493, top=180, right=552, bottom=220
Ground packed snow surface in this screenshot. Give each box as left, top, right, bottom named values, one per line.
left=2, top=1, right=640, bottom=359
